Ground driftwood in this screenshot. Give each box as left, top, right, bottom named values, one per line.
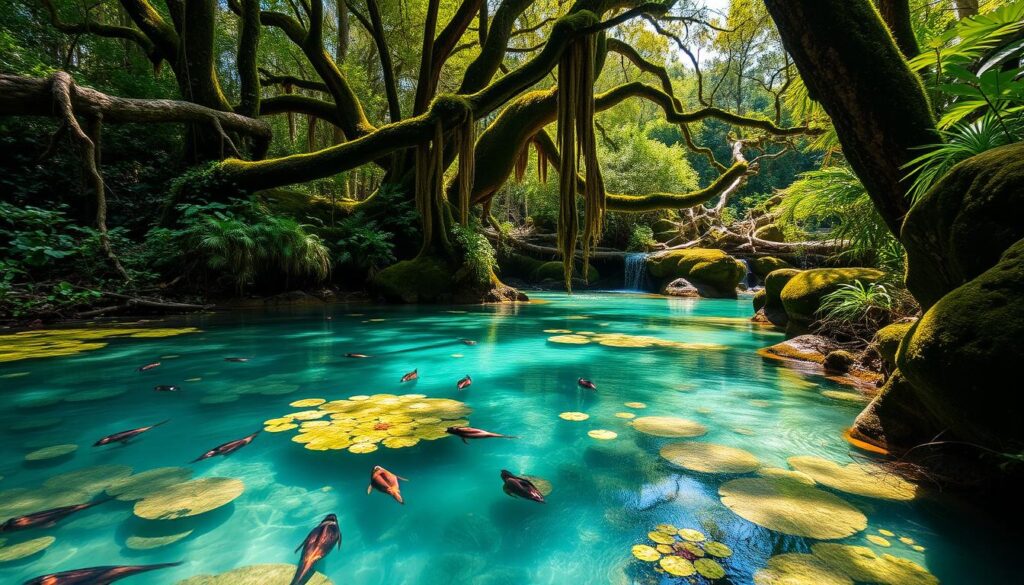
left=75, top=293, right=213, bottom=318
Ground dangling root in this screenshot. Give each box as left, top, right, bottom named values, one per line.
left=415, top=118, right=452, bottom=255
left=456, top=115, right=476, bottom=225
left=513, top=142, right=529, bottom=183
left=536, top=140, right=548, bottom=184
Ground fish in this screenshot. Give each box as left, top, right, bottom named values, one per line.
left=289, top=514, right=341, bottom=585
left=224, top=357, right=249, bottom=362
left=345, top=353, right=371, bottom=358
left=23, top=561, right=182, bottom=585
left=456, top=375, right=472, bottom=390
left=367, top=465, right=406, bottom=504
left=153, top=384, right=180, bottom=392
left=399, top=369, right=418, bottom=383
left=1, top=498, right=109, bottom=532
left=500, top=470, right=545, bottom=504
left=445, top=426, right=517, bottom=443
left=577, top=377, right=597, bottom=390
left=136, top=362, right=160, bottom=372
left=94, top=420, right=168, bottom=446
left=192, top=430, right=260, bottom=462
left=460, top=339, right=477, bottom=346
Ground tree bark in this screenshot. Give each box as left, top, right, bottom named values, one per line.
left=875, top=0, right=919, bottom=59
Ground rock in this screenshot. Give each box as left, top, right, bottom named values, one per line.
left=823, top=350, right=856, bottom=373
left=897, top=238, right=1024, bottom=449
left=759, top=334, right=840, bottom=365
left=751, top=308, right=772, bottom=324
left=870, top=321, right=915, bottom=371
left=902, top=143, right=1024, bottom=309
left=530, top=261, right=599, bottom=284
left=750, top=256, right=794, bottom=280
left=763, top=268, right=802, bottom=327
left=663, top=278, right=700, bottom=297
left=654, top=230, right=678, bottom=244
left=753, top=289, right=767, bottom=312
left=651, top=218, right=678, bottom=233
left=262, top=291, right=323, bottom=305
left=780, top=268, right=885, bottom=333
left=498, top=253, right=545, bottom=280
left=371, top=256, right=454, bottom=303
left=647, top=249, right=746, bottom=298
left=754, top=224, right=785, bottom=242
left=851, top=369, right=943, bottom=452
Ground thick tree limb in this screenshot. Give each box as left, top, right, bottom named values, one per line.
left=41, top=0, right=160, bottom=64
left=364, top=0, right=403, bottom=122
left=237, top=0, right=263, bottom=117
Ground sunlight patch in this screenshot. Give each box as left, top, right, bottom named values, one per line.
left=24, top=443, right=77, bottom=461
left=175, top=563, right=333, bottom=585
left=632, top=416, right=707, bottom=438
left=719, top=477, right=867, bottom=539
left=0, top=536, right=55, bottom=562
left=787, top=456, right=918, bottom=501
left=559, top=412, right=589, bottom=421
left=754, top=553, right=853, bottom=585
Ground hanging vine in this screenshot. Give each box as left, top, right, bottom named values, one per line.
left=456, top=115, right=476, bottom=225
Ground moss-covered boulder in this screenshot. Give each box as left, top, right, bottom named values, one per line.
left=763, top=268, right=801, bottom=326
left=498, top=253, right=545, bottom=280
left=823, top=350, right=856, bottom=374
left=752, top=289, right=767, bottom=312
left=754, top=223, right=785, bottom=242
left=897, top=238, right=1024, bottom=449
left=901, top=143, right=1024, bottom=309
left=870, top=321, right=915, bottom=371
left=750, top=256, right=794, bottom=280
left=647, top=249, right=746, bottom=298
left=371, top=256, right=454, bottom=303
left=530, top=261, right=599, bottom=284
left=851, top=369, right=943, bottom=452
left=780, top=268, right=885, bottom=333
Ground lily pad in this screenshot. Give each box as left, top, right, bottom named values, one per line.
left=867, top=535, right=891, bottom=547
left=632, top=544, right=661, bottom=562
left=25, top=444, right=77, bottom=461
left=43, top=465, right=133, bottom=494
left=175, top=563, right=333, bottom=585
left=623, top=402, right=647, bottom=409
left=661, top=442, right=760, bottom=474
left=648, top=531, right=676, bottom=545
left=0, top=487, right=91, bottom=519
left=126, top=530, right=193, bottom=550
left=757, top=467, right=815, bottom=486
left=695, top=558, right=726, bottom=579
left=559, top=412, right=590, bottom=421
left=547, top=335, right=591, bottom=345
left=719, top=477, right=867, bottom=539
left=107, top=467, right=194, bottom=501
left=134, top=477, right=244, bottom=520
left=614, top=412, right=636, bottom=419
left=677, top=528, right=705, bottom=542
left=703, top=541, right=733, bottom=558
left=878, top=529, right=895, bottom=537
left=810, top=543, right=938, bottom=585
left=289, top=398, right=326, bottom=407
left=787, top=456, right=918, bottom=501
left=0, top=536, right=56, bottom=562
left=588, top=430, right=617, bottom=440
left=660, top=556, right=696, bottom=577
left=632, top=417, right=707, bottom=438
left=754, top=553, right=853, bottom=585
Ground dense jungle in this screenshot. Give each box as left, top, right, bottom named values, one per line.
left=1, top=0, right=1022, bottom=584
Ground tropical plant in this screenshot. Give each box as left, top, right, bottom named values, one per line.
left=451, top=222, right=497, bottom=286
left=817, top=281, right=896, bottom=339
left=333, top=216, right=396, bottom=276
left=627, top=224, right=657, bottom=252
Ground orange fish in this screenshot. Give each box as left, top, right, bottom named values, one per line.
left=446, top=426, right=517, bottom=443
left=23, top=562, right=181, bottom=585
left=192, top=430, right=260, bottom=462
left=368, top=465, right=407, bottom=504
left=501, top=470, right=545, bottom=503
left=577, top=377, right=597, bottom=390
left=1, top=498, right=109, bottom=532
left=290, top=514, right=341, bottom=585
left=456, top=375, right=472, bottom=390
left=400, top=369, right=418, bottom=383
left=94, top=420, right=167, bottom=446
left=136, top=362, right=160, bottom=372
left=345, top=353, right=371, bottom=358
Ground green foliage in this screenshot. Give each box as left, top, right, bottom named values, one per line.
left=818, top=281, right=895, bottom=327
left=451, top=222, right=497, bottom=286
left=909, top=1, right=1024, bottom=78
left=599, top=125, right=699, bottom=196
left=332, top=216, right=396, bottom=276
left=627, top=224, right=656, bottom=252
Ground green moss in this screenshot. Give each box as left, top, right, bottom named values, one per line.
left=897, top=238, right=1024, bottom=449
left=823, top=350, right=856, bottom=373
left=851, top=369, right=942, bottom=452
left=754, top=224, right=785, bottom=242
left=763, top=268, right=802, bottom=326
left=780, top=268, right=885, bottom=331
left=750, top=256, right=793, bottom=280
left=371, top=256, right=454, bottom=303
left=753, top=289, right=767, bottom=312
left=901, top=143, right=1024, bottom=309
left=871, top=321, right=914, bottom=368
left=498, top=253, right=545, bottom=279
left=647, top=249, right=746, bottom=297
left=531, top=261, right=599, bottom=283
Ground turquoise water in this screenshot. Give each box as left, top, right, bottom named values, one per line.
left=0, top=293, right=1014, bottom=584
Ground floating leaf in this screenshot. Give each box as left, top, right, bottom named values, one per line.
left=912, top=545, right=925, bottom=552
left=382, top=437, right=419, bottom=449
left=559, top=412, right=589, bottom=421
left=547, top=334, right=591, bottom=345
left=588, top=430, right=617, bottom=440
left=623, top=402, right=646, bottom=409
left=107, top=467, right=194, bottom=501
left=678, top=528, right=705, bottom=542
left=134, top=477, right=244, bottom=520
left=787, top=456, right=918, bottom=501
left=682, top=542, right=705, bottom=556
left=704, top=541, right=733, bottom=558
left=632, top=544, right=661, bottom=561
left=648, top=531, right=676, bottom=545
left=810, top=543, right=938, bottom=585
left=719, top=477, right=867, bottom=539
left=0, top=487, right=91, bottom=518
left=43, top=465, right=133, bottom=494
left=656, top=544, right=673, bottom=554
left=899, top=537, right=915, bottom=545
left=661, top=443, right=760, bottom=474
left=878, top=529, right=895, bottom=537
left=126, top=530, right=193, bottom=550
left=265, top=424, right=298, bottom=433
left=695, top=558, right=726, bottom=579
left=543, top=329, right=572, bottom=334
left=659, top=556, right=696, bottom=577
left=757, top=467, right=815, bottom=486
left=348, top=443, right=378, bottom=454
left=754, top=553, right=853, bottom=585
left=867, top=535, right=891, bottom=547
left=655, top=523, right=677, bottom=534
left=174, top=563, right=333, bottom=585
left=0, top=536, right=56, bottom=562
left=632, top=417, right=707, bottom=438
left=25, top=444, right=77, bottom=461
left=0, top=328, right=198, bottom=362
left=290, top=398, right=326, bottom=407
left=614, top=412, right=636, bottom=419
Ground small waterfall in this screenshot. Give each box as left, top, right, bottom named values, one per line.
left=624, top=253, right=649, bottom=291
left=741, top=258, right=757, bottom=289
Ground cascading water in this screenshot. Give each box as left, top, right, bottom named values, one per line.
left=624, top=253, right=649, bottom=291
left=741, top=258, right=757, bottom=288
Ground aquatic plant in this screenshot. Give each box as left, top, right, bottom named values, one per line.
left=175, top=563, right=333, bottom=585
left=660, top=442, right=761, bottom=474
left=719, top=476, right=867, bottom=539
left=0, top=327, right=200, bottom=362
left=631, top=417, right=707, bottom=438
left=0, top=536, right=56, bottom=562
left=133, top=477, right=245, bottom=520
left=629, top=524, right=733, bottom=580
left=786, top=456, right=918, bottom=501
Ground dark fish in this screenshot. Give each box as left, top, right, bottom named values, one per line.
left=23, top=561, right=182, bottom=585
left=345, top=353, right=371, bottom=358
left=400, top=369, right=418, bottom=383
left=136, top=362, right=160, bottom=372
left=460, top=339, right=477, bottom=346
left=367, top=465, right=406, bottom=504
left=94, top=420, right=168, bottom=446
left=445, top=426, right=517, bottom=444
left=224, top=357, right=249, bottom=362
left=501, top=470, right=545, bottom=504
left=153, top=385, right=180, bottom=392
left=289, top=514, right=341, bottom=585
left=1, top=498, right=109, bottom=532
left=192, top=430, right=260, bottom=462
left=577, top=377, right=597, bottom=390
left=456, top=375, right=472, bottom=390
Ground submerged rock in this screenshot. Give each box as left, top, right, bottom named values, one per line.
left=663, top=278, right=700, bottom=298
left=647, top=249, right=746, bottom=298
left=780, top=268, right=885, bottom=334
left=760, top=334, right=839, bottom=365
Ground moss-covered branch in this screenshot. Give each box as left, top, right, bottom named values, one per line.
left=605, top=162, right=749, bottom=211
left=236, top=0, right=262, bottom=118
left=362, top=0, right=403, bottom=122
left=41, top=0, right=160, bottom=65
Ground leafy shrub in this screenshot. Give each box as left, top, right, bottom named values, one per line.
left=332, top=216, right=396, bottom=276
left=627, top=225, right=656, bottom=252
left=451, top=222, right=497, bottom=285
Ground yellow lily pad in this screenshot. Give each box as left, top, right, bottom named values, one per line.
left=290, top=398, right=326, bottom=407
left=878, top=529, right=895, bottom=537
left=107, top=467, right=194, bottom=501
left=632, top=544, right=661, bottom=562
left=810, top=543, right=938, bottom=585
left=787, top=456, right=918, bottom=501
left=623, top=402, right=647, bottom=409
left=659, top=556, right=696, bottom=577
left=682, top=541, right=705, bottom=556
left=25, top=443, right=77, bottom=461
left=695, top=558, right=726, bottom=579
left=719, top=477, right=867, bottom=540
left=382, top=437, right=419, bottom=449
left=126, top=530, right=193, bottom=550
left=661, top=442, right=760, bottom=474
left=588, top=430, right=617, bottom=440
left=548, top=335, right=591, bottom=345
left=559, top=412, right=590, bottom=421
left=290, top=410, right=326, bottom=421
left=0, top=327, right=198, bottom=363
left=754, top=553, right=853, bottom=585
left=134, top=477, right=244, bottom=520
left=265, top=423, right=298, bottom=433
left=899, top=536, right=915, bottom=545
left=43, top=465, right=133, bottom=494
left=174, top=563, right=333, bottom=585
left=648, top=531, right=676, bottom=545
left=656, top=544, right=673, bottom=554
left=867, top=535, right=891, bottom=547
left=704, top=541, right=733, bottom=558
left=757, top=467, right=816, bottom=486
left=678, top=528, right=705, bottom=542
left=0, top=536, right=56, bottom=562
left=912, top=545, right=925, bottom=552
left=614, top=412, right=636, bottom=419
left=632, top=417, right=707, bottom=438
left=0, top=487, right=91, bottom=519
left=654, top=523, right=677, bottom=534
left=348, top=442, right=378, bottom=454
